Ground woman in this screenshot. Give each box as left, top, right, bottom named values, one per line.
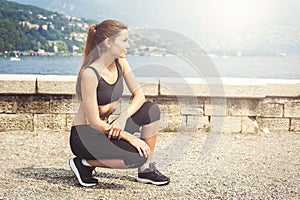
left=69, top=19, right=170, bottom=187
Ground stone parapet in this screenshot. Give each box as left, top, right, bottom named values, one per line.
left=37, top=75, right=77, bottom=94
left=2, top=75, right=298, bottom=97
left=0, top=74, right=38, bottom=94
left=0, top=74, right=299, bottom=133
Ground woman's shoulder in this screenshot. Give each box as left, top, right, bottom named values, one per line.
left=81, top=67, right=99, bottom=82
left=116, top=58, right=130, bottom=73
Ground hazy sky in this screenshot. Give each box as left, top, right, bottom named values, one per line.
left=10, top=0, right=300, bottom=26
left=9, top=0, right=300, bottom=45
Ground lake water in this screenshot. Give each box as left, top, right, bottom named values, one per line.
left=0, top=55, right=299, bottom=79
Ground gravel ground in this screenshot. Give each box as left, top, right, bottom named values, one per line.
left=0, top=130, right=299, bottom=200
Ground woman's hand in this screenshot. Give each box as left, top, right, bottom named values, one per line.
left=106, top=124, right=122, bottom=140
left=128, top=136, right=151, bottom=158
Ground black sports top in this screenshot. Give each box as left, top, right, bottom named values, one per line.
left=87, top=59, right=124, bottom=106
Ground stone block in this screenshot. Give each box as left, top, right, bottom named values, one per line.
left=241, top=117, right=258, bottom=133
left=66, top=114, right=76, bottom=131
left=159, top=77, right=265, bottom=98
left=179, top=96, right=206, bottom=105
left=0, top=114, right=33, bottom=131
left=159, top=77, right=210, bottom=96
left=0, top=74, right=37, bottom=94
left=291, top=118, right=300, bottom=131
left=154, top=97, right=181, bottom=115
left=204, top=98, right=227, bottom=116
left=197, top=78, right=266, bottom=98
left=160, top=114, right=184, bottom=132
left=261, top=103, right=284, bottom=117
left=180, top=97, right=204, bottom=114
left=123, top=77, right=159, bottom=96
left=257, top=118, right=290, bottom=131
left=210, top=116, right=241, bottom=133
left=50, top=96, right=76, bottom=114
left=227, top=99, right=261, bottom=116
left=17, top=95, right=50, bottom=114
left=186, top=116, right=209, bottom=131
left=263, top=97, right=292, bottom=104
left=0, top=95, right=17, bottom=113
left=181, top=106, right=203, bottom=116
left=33, top=114, right=66, bottom=131
left=219, top=78, right=266, bottom=98
left=159, top=103, right=180, bottom=115
left=154, top=96, right=202, bottom=115
left=284, top=102, right=300, bottom=117
left=37, top=75, right=76, bottom=94
left=265, top=79, right=300, bottom=97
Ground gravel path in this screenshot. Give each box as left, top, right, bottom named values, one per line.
left=0, top=130, right=299, bottom=199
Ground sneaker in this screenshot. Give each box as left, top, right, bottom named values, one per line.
left=69, top=157, right=98, bottom=187
left=137, top=162, right=170, bottom=186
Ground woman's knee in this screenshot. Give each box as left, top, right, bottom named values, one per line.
left=128, top=101, right=161, bottom=130
left=147, top=101, right=160, bottom=122
left=143, top=101, right=161, bottom=123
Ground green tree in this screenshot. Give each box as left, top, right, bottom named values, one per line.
left=56, top=42, right=67, bottom=53
left=0, top=0, right=95, bottom=53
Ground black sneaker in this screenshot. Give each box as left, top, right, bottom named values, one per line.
left=137, top=162, right=170, bottom=186
left=69, top=157, right=98, bottom=187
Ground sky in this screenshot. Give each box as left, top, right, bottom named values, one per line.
left=8, top=0, right=300, bottom=54
left=10, top=0, right=300, bottom=30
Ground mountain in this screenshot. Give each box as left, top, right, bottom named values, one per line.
left=0, top=0, right=96, bottom=54
left=4, top=0, right=139, bottom=30
left=4, top=0, right=300, bottom=56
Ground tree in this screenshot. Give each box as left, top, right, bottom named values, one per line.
left=0, top=0, right=96, bottom=53
left=56, top=42, right=67, bottom=53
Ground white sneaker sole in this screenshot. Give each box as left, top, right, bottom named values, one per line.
left=136, top=177, right=169, bottom=186
left=69, top=158, right=96, bottom=187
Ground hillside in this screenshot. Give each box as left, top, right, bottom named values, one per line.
left=0, top=0, right=96, bottom=54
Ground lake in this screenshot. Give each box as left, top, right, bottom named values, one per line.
left=0, top=55, right=299, bottom=79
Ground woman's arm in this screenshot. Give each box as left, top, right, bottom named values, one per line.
left=81, top=68, right=110, bottom=131
left=81, top=67, right=150, bottom=157
left=113, top=58, right=146, bottom=128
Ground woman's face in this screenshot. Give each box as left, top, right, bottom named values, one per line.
left=109, top=29, right=130, bottom=58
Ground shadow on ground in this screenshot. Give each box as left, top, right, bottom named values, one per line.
left=12, top=167, right=137, bottom=190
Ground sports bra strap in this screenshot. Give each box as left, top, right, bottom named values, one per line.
left=86, top=66, right=101, bottom=80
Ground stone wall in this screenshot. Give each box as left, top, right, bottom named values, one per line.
left=0, top=74, right=299, bottom=133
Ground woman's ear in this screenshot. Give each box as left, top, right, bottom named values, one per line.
left=103, top=38, right=111, bottom=49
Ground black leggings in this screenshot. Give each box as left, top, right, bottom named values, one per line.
left=70, top=101, right=160, bottom=168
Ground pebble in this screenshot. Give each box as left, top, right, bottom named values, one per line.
left=0, top=130, right=299, bottom=199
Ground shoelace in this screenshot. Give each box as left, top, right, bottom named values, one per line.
left=92, top=169, right=98, bottom=176
left=149, top=162, right=164, bottom=177
left=153, top=169, right=164, bottom=177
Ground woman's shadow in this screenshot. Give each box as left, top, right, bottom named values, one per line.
left=12, top=167, right=137, bottom=190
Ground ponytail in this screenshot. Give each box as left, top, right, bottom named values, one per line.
left=83, top=24, right=97, bottom=61
left=75, top=24, right=98, bottom=100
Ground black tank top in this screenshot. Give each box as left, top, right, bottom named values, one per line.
left=87, top=59, right=124, bottom=105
